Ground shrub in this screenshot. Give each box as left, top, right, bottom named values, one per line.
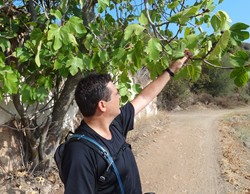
left=157, top=78, right=192, bottom=110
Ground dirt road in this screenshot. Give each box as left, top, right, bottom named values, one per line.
left=133, top=107, right=250, bottom=194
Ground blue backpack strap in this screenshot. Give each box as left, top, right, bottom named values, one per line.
left=71, top=134, right=125, bottom=194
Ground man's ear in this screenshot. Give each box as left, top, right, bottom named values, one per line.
left=97, top=100, right=106, bottom=112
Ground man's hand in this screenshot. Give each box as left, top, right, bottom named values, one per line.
left=169, top=50, right=193, bottom=73
left=184, top=49, right=193, bottom=59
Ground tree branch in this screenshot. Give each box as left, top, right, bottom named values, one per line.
left=144, top=0, right=167, bottom=41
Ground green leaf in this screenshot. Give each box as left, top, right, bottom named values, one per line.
left=168, top=1, right=180, bottom=9
left=208, top=30, right=230, bottom=60
left=66, top=57, right=84, bottom=75
left=98, top=0, right=110, bottom=13
left=98, top=50, right=108, bottom=63
left=0, top=37, right=10, bottom=52
left=186, top=64, right=202, bottom=81
left=113, top=48, right=126, bottom=60
left=230, top=50, right=249, bottom=67
left=230, top=67, right=249, bottom=86
left=50, top=9, right=62, bottom=20
left=60, top=27, right=78, bottom=46
left=53, top=34, right=62, bottom=50
left=35, top=40, right=42, bottom=67
left=132, top=84, right=142, bottom=94
left=185, top=34, right=199, bottom=49
left=124, top=24, right=145, bottom=40
left=145, top=38, right=162, bottom=61
left=54, top=60, right=63, bottom=70
left=36, top=87, right=48, bottom=102
left=139, top=12, right=148, bottom=26
left=65, top=16, right=86, bottom=35
left=230, top=23, right=250, bottom=46
left=21, top=84, right=32, bottom=103
left=211, top=11, right=230, bottom=32
left=3, top=70, right=19, bottom=94
left=48, top=24, right=63, bottom=50
left=168, top=5, right=201, bottom=24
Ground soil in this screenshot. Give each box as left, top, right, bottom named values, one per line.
left=1, top=104, right=250, bottom=194
left=128, top=105, right=250, bottom=194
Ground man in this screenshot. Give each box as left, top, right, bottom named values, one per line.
left=60, top=51, right=192, bottom=194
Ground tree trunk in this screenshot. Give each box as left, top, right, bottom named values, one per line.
left=46, top=72, right=84, bottom=155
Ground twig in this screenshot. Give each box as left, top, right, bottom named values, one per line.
left=0, top=105, right=16, bottom=117
left=202, top=59, right=250, bottom=70
left=144, top=0, right=167, bottom=41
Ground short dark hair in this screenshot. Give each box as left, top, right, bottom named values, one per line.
left=75, top=73, right=112, bottom=117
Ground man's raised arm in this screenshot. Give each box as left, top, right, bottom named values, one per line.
left=131, top=50, right=192, bottom=115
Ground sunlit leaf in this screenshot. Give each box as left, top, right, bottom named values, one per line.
left=50, top=9, right=62, bottom=20
left=124, top=24, right=145, bottom=40
left=145, top=38, right=162, bottom=61
left=139, top=12, right=148, bottom=26
left=230, top=23, right=250, bottom=46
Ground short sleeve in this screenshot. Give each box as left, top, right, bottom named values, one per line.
left=112, top=102, right=135, bottom=138
left=62, top=141, right=97, bottom=194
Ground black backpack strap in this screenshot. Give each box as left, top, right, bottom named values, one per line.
left=69, top=134, right=125, bottom=194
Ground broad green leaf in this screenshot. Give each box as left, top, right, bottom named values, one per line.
left=98, top=50, right=108, bottom=63
left=185, top=34, right=199, bottom=49
left=0, top=37, right=10, bottom=52
left=186, top=64, right=202, bottom=81
left=168, top=1, right=180, bottom=9
left=54, top=60, right=63, bottom=70
left=48, top=24, right=60, bottom=40
left=66, top=57, right=84, bottom=75
left=60, top=28, right=78, bottom=46
left=211, top=11, right=230, bottom=32
left=82, top=54, right=92, bottom=70
left=132, top=84, right=142, bottom=94
left=3, top=70, right=19, bottom=94
left=230, top=50, right=249, bottom=67
left=53, top=35, right=62, bottom=50
left=65, top=16, right=86, bottom=35
left=230, top=23, right=250, bottom=46
left=50, top=9, right=62, bottom=20
left=145, top=38, right=162, bottom=61
left=118, top=86, right=128, bottom=97
left=113, top=48, right=126, bottom=60
left=168, top=5, right=201, bottom=24
left=98, top=0, right=110, bottom=13
left=14, top=48, right=32, bottom=63
left=21, top=84, right=32, bottom=103
left=139, top=12, right=148, bottom=26
left=230, top=67, right=249, bottom=86
left=208, top=30, right=230, bottom=60
left=35, top=87, right=48, bottom=102
left=124, top=24, right=145, bottom=40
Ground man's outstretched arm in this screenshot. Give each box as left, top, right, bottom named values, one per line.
left=131, top=51, right=192, bottom=115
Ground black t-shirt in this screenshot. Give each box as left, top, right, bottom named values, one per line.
left=61, top=102, right=142, bottom=194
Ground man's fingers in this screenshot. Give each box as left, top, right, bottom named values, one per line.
left=184, top=49, right=193, bottom=58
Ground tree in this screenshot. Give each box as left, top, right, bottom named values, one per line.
left=0, top=0, right=249, bottom=170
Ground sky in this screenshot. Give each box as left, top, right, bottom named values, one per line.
left=213, top=0, right=250, bottom=42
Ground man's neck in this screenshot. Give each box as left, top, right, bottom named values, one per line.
left=83, top=117, right=112, bottom=140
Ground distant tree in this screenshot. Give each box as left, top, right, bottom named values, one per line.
left=0, top=0, right=249, bottom=170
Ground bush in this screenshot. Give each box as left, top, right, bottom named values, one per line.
left=191, top=66, right=236, bottom=97
left=157, top=78, right=192, bottom=110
